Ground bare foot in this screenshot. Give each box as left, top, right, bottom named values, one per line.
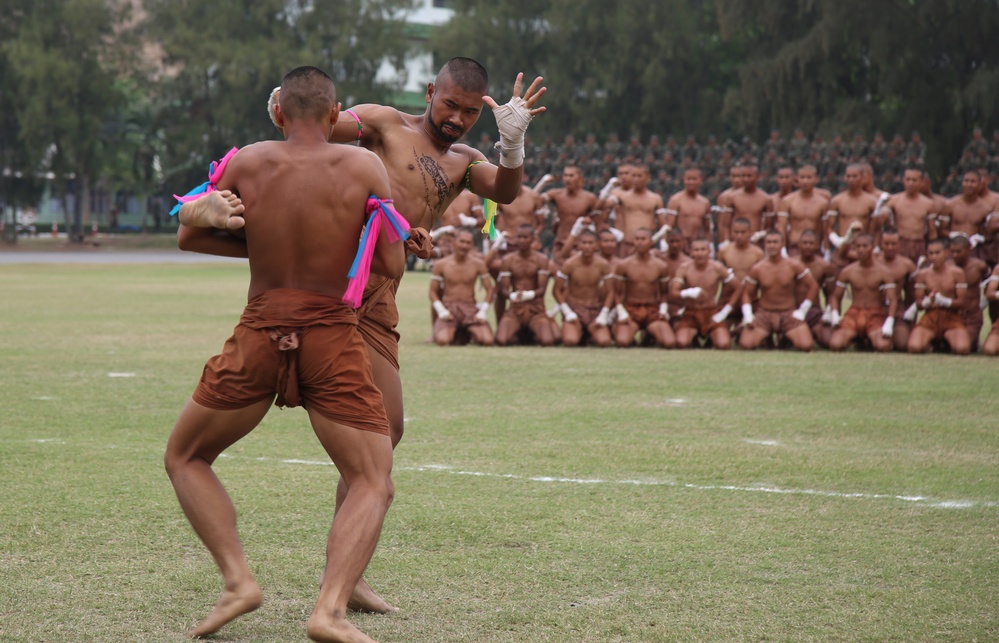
left=307, top=612, right=378, bottom=643
left=347, top=577, right=399, bottom=614
left=179, top=190, right=245, bottom=230
left=187, top=582, right=263, bottom=639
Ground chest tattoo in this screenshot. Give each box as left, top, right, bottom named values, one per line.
left=414, top=149, right=456, bottom=224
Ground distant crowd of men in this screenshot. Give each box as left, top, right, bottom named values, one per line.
left=425, top=147, right=999, bottom=356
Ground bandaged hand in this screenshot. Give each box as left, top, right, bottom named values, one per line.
left=741, top=303, right=755, bottom=326
left=615, top=303, right=630, bottom=322
left=475, top=302, right=490, bottom=322
left=595, top=306, right=612, bottom=326
left=821, top=305, right=835, bottom=325
left=680, top=287, right=703, bottom=300
left=881, top=316, right=894, bottom=338
left=830, top=309, right=842, bottom=327
left=432, top=300, right=452, bottom=321
left=560, top=303, right=579, bottom=323
left=608, top=227, right=625, bottom=242
left=711, top=304, right=732, bottom=324
left=750, top=230, right=767, bottom=244
left=484, top=73, right=546, bottom=169
left=903, top=302, right=918, bottom=321
left=457, top=214, right=478, bottom=227
left=509, top=290, right=535, bottom=303
left=598, top=177, right=620, bottom=201
left=658, top=302, right=670, bottom=321
left=406, top=227, right=434, bottom=259
left=430, top=225, right=455, bottom=242
left=651, top=224, right=671, bottom=244
left=932, top=292, right=953, bottom=308
left=792, top=299, right=813, bottom=322
left=570, top=217, right=596, bottom=237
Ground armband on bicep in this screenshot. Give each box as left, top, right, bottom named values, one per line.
left=344, top=109, right=363, bottom=141
left=796, top=268, right=812, bottom=281
left=879, top=282, right=896, bottom=290
left=835, top=280, right=847, bottom=289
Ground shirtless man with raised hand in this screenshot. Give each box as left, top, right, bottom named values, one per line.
left=430, top=228, right=495, bottom=347
left=595, top=163, right=634, bottom=226
left=544, top=165, right=600, bottom=262
left=827, top=233, right=898, bottom=352
left=739, top=231, right=819, bottom=352
left=778, top=165, right=829, bottom=256
left=609, top=164, right=666, bottom=257
left=825, top=164, right=877, bottom=271
left=880, top=166, right=938, bottom=263
left=665, top=167, right=712, bottom=250
left=554, top=229, right=613, bottom=347
left=184, top=57, right=546, bottom=614
left=908, top=238, right=971, bottom=355
left=608, top=227, right=675, bottom=348
left=948, top=234, right=990, bottom=350
left=167, top=66, right=404, bottom=643
left=878, top=228, right=919, bottom=351
left=670, top=239, right=739, bottom=349
left=495, top=224, right=557, bottom=346
left=938, top=170, right=992, bottom=261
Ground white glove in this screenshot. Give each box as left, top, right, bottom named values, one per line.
left=881, top=316, right=894, bottom=338
left=475, top=302, right=490, bottom=322
left=821, top=305, right=834, bottom=325
left=932, top=293, right=953, bottom=308
left=750, top=230, right=767, bottom=244
left=659, top=302, right=670, bottom=320
left=570, top=217, right=595, bottom=237
left=828, top=231, right=846, bottom=249
left=546, top=304, right=560, bottom=319
left=598, top=177, right=620, bottom=201
left=680, top=287, right=703, bottom=300
left=457, top=213, right=478, bottom=227
left=533, top=173, right=555, bottom=192
left=615, top=303, right=630, bottom=322
left=492, top=96, right=534, bottom=169
left=830, top=309, right=842, bottom=327
left=560, top=303, right=579, bottom=323
left=711, top=304, right=732, bottom=324
left=509, top=290, right=535, bottom=303
left=741, top=303, right=754, bottom=326
left=651, top=224, right=671, bottom=244
left=595, top=306, right=612, bottom=326
left=920, top=295, right=933, bottom=309
left=970, top=234, right=985, bottom=248
left=608, top=227, right=625, bottom=242
left=491, top=230, right=508, bottom=251
left=267, top=86, right=281, bottom=130
left=430, top=225, right=455, bottom=241
left=792, top=299, right=813, bottom=322
left=903, top=302, right=918, bottom=321
left=432, top=300, right=452, bottom=320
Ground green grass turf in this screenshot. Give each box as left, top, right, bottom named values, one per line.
left=0, top=263, right=996, bottom=642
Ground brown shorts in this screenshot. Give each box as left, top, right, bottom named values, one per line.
left=840, top=306, right=887, bottom=335
left=897, top=237, right=927, bottom=264
left=505, top=299, right=548, bottom=328
left=915, top=308, right=967, bottom=339
left=193, top=289, right=389, bottom=435
left=751, top=308, right=804, bottom=335
left=960, top=306, right=984, bottom=344
left=623, top=303, right=665, bottom=329
left=566, top=303, right=603, bottom=328
left=805, top=304, right=824, bottom=329
left=356, top=275, right=401, bottom=371
left=434, top=300, right=489, bottom=332
left=675, top=306, right=725, bottom=336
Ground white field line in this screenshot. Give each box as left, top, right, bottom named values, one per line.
left=217, top=455, right=998, bottom=510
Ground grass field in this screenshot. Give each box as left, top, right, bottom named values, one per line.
left=1, top=261, right=997, bottom=642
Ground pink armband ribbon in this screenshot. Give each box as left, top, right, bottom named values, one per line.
left=343, top=197, right=411, bottom=308
left=169, top=147, right=239, bottom=216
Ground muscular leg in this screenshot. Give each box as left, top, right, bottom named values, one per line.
left=828, top=327, right=857, bottom=352
left=647, top=320, right=676, bottom=348
left=433, top=321, right=455, bottom=347
left=675, top=327, right=697, bottom=348
left=944, top=328, right=971, bottom=355
left=867, top=329, right=892, bottom=352
left=305, top=410, right=394, bottom=643
left=907, top=327, right=933, bottom=353
left=613, top=320, right=639, bottom=347
left=495, top=315, right=522, bottom=346
left=893, top=320, right=912, bottom=352
left=709, top=326, right=732, bottom=350
left=468, top=324, right=495, bottom=346
left=738, top=326, right=768, bottom=350
left=811, top=323, right=832, bottom=349
left=561, top=320, right=584, bottom=347
left=331, top=346, right=401, bottom=615
left=588, top=322, right=612, bottom=347
left=529, top=316, right=557, bottom=346
left=784, top=325, right=814, bottom=352
left=164, top=398, right=273, bottom=638
left=983, top=330, right=999, bottom=356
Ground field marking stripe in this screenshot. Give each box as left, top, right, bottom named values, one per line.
left=227, top=456, right=997, bottom=510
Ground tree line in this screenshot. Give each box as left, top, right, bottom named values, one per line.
left=2, top=0, right=996, bottom=241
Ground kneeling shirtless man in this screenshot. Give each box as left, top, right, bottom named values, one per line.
left=554, top=229, right=613, bottom=347
left=827, top=233, right=898, bottom=352
left=609, top=227, right=675, bottom=348
left=669, top=238, right=739, bottom=349
left=430, top=228, right=495, bottom=346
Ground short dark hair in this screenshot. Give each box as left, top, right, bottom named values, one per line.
left=437, top=57, right=489, bottom=93
left=280, top=66, right=336, bottom=122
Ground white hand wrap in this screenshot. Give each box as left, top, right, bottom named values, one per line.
left=595, top=306, right=612, bottom=326
left=831, top=309, right=842, bottom=327
left=609, top=227, right=625, bottom=242
left=432, top=300, right=452, bottom=320
left=430, top=225, right=455, bottom=241
left=615, top=303, right=630, bottom=322
left=546, top=304, right=560, bottom=319
left=821, top=306, right=834, bottom=325
left=659, top=302, right=670, bottom=320
left=741, top=303, right=754, bottom=325
left=598, top=177, right=620, bottom=201
left=533, top=173, right=555, bottom=192
left=519, top=290, right=536, bottom=302
left=711, top=304, right=732, bottom=324
left=560, top=303, right=579, bottom=323
left=570, top=217, right=595, bottom=237
left=792, top=299, right=813, bottom=322
left=932, top=293, right=953, bottom=308
left=903, top=302, right=918, bottom=321
left=492, top=96, right=533, bottom=168
left=680, top=287, right=703, bottom=300
left=750, top=230, right=767, bottom=244
left=829, top=231, right=846, bottom=249
left=651, top=224, right=671, bottom=244
left=458, top=214, right=478, bottom=227
left=970, top=234, right=985, bottom=248
left=475, top=302, right=490, bottom=321
left=491, top=230, right=508, bottom=251
left=881, top=316, right=894, bottom=338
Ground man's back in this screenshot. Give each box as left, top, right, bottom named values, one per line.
left=220, top=140, right=396, bottom=299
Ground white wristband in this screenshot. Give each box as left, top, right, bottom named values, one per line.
left=615, top=303, right=630, bottom=321
left=432, top=300, right=451, bottom=319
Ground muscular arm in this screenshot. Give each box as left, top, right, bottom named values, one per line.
left=365, top=155, right=406, bottom=280
left=429, top=263, right=445, bottom=303
left=177, top=225, right=249, bottom=257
